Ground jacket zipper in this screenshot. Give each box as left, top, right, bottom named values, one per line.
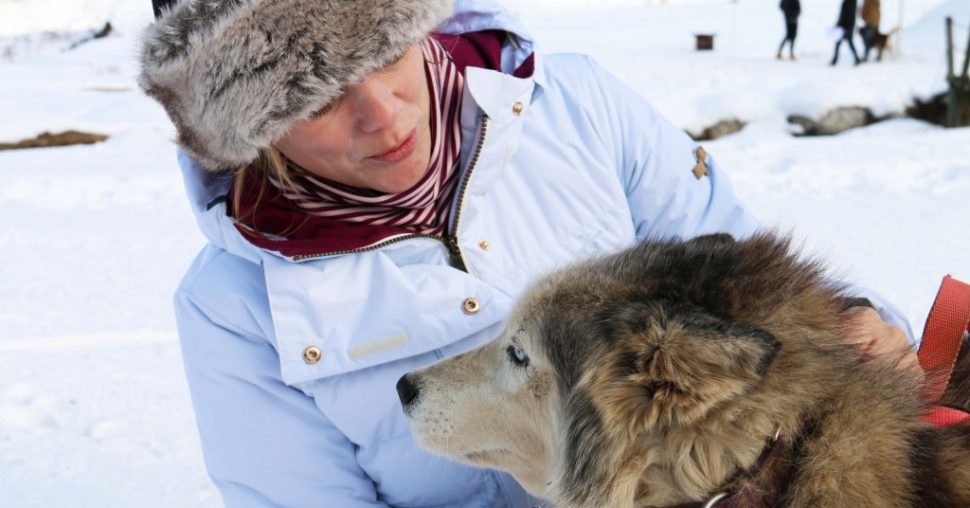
left=292, top=115, right=490, bottom=266
left=293, top=233, right=440, bottom=261
left=442, top=115, right=490, bottom=272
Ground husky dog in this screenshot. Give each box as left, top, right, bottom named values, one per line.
left=398, top=232, right=970, bottom=507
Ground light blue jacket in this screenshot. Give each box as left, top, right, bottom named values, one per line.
left=173, top=2, right=909, bottom=507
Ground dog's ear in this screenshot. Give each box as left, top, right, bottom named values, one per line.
left=599, top=305, right=781, bottom=429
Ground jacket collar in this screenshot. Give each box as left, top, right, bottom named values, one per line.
left=440, top=0, right=547, bottom=86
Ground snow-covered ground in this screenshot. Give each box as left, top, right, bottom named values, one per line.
left=1, top=0, right=969, bottom=506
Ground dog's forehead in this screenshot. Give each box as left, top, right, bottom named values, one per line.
left=513, top=281, right=593, bottom=334
left=517, top=233, right=770, bottom=327
left=508, top=274, right=628, bottom=386
left=508, top=237, right=746, bottom=343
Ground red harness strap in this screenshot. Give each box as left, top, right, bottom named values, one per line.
left=918, top=275, right=970, bottom=426
left=923, top=405, right=970, bottom=426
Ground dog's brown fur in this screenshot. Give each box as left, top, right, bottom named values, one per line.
left=401, top=232, right=970, bottom=507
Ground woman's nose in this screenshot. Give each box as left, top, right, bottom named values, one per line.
left=351, top=77, right=400, bottom=133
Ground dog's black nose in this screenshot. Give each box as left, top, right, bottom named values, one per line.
left=396, top=374, right=420, bottom=407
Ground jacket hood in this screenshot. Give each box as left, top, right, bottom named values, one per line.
left=141, top=0, right=452, bottom=171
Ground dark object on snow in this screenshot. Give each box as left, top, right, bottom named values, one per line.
left=695, top=34, right=715, bottom=51
left=0, top=131, right=109, bottom=150
left=906, top=92, right=948, bottom=127
left=787, top=106, right=878, bottom=136
left=92, top=22, right=112, bottom=39
left=689, top=119, right=745, bottom=141
left=66, top=22, right=112, bottom=51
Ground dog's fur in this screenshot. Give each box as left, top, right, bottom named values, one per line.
left=400, top=232, right=970, bottom=507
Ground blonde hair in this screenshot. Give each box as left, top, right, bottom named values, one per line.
left=231, top=145, right=309, bottom=237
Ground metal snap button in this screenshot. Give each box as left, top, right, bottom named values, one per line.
left=302, top=346, right=322, bottom=365
left=462, top=297, right=481, bottom=315
left=478, top=239, right=490, bottom=251
left=512, top=101, right=524, bottom=116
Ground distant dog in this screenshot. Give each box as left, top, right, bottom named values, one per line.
left=862, top=26, right=900, bottom=62
left=398, top=232, right=970, bottom=507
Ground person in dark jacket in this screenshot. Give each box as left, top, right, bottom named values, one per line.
left=831, top=0, right=861, bottom=65
left=777, top=0, right=801, bottom=60
left=860, top=0, right=881, bottom=62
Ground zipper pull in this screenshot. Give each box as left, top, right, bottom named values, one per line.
left=443, top=235, right=467, bottom=272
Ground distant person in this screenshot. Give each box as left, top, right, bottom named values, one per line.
left=777, top=0, right=801, bottom=61
left=831, top=0, right=862, bottom=66
left=860, top=0, right=881, bottom=62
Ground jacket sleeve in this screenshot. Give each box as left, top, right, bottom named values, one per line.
left=174, top=284, right=390, bottom=508
left=584, top=56, right=760, bottom=243
left=585, top=57, right=915, bottom=341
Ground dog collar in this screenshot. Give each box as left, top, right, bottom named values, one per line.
left=670, top=427, right=789, bottom=508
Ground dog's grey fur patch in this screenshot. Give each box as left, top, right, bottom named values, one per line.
left=139, top=0, right=451, bottom=171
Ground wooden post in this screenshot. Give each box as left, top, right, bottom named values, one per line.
left=946, top=16, right=960, bottom=128
left=962, top=17, right=970, bottom=79
left=894, top=0, right=904, bottom=59
left=946, top=17, right=954, bottom=80
left=944, top=17, right=970, bottom=128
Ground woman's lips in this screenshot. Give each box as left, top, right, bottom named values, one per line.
left=370, top=130, right=416, bottom=163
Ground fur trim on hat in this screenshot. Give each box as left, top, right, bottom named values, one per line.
left=139, top=0, right=452, bottom=171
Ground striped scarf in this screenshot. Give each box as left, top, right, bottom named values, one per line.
left=266, top=37, right=464, bottom=237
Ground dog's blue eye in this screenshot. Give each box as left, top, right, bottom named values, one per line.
left=506, top=345, right=529, bottom=368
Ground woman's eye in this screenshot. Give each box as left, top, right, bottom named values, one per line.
left=310, top=101, right=336, bottom=118
left=506, top=345, right=529, bottom=368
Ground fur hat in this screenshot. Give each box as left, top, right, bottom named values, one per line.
left=139, top=0, right=453, bottom=171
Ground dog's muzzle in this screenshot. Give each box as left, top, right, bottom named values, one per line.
left=397, top=374, right=421, bottom=411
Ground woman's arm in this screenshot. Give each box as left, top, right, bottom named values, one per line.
left=582, top=56, right=915, bottom=343
left=174, top=255, right=389, bottom=508
left=579, top=56, right=760, bottom=243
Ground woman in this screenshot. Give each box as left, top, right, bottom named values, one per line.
left=777, top=0, right=801, bottom=61
left=140, top=0, right=914, bottom=506
left=832, top=0, right=862, bottom=66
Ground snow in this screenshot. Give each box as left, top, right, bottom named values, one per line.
left=1, top=0, right=969, bottom=506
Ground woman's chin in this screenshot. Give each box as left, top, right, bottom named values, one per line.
left=368, top=161, right=431, bottom=193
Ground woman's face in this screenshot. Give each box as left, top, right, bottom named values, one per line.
left=275, top=44, right=431, bottom=193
